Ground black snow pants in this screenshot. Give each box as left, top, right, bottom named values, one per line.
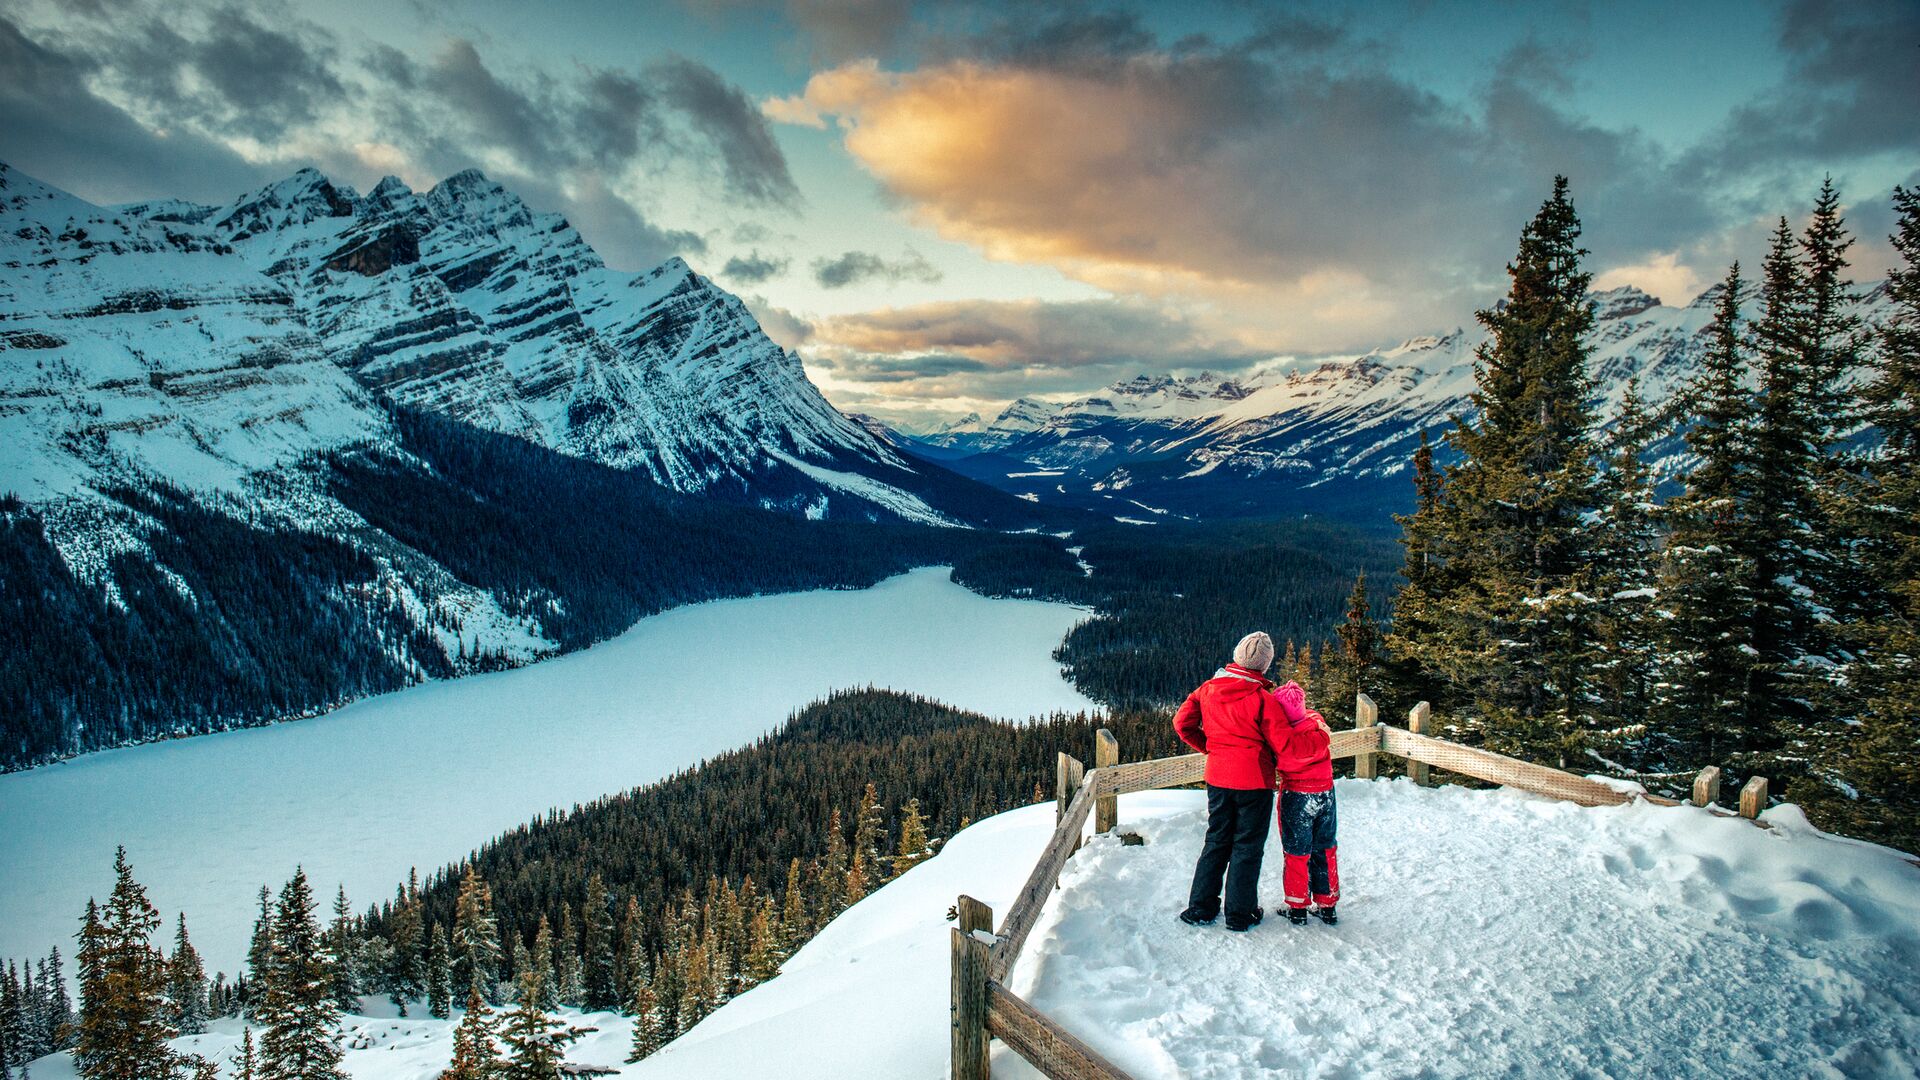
left=1186, top=784, right=1274, bottom=921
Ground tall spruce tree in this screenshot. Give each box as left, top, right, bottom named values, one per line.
left=386, top=875, right=425, bottom=1016
left=451, top=869, right=502, bottom=1004
left=892, top=798, right=933, bottom=878
left=1383, top=432, right=1455, bottom=710
left=441, top=988, right=500, bottom=1080
left=580, top=876, right=618, bottom=1012
left=75, top=849, right=178, bottom=1080
left=325, top=888, right=357, bottom=1014
left=1816, top=185, right=1920, bottom=848
left=1405, top=177, right=1603, bottom=761
left=1654, top=263, right=1763, bottom=770
left=426, top=926, right=452, bottom=1021
left=245, top=887, right=275, bottom=1021
left=1586, top=378, right=1663, bottom=763
left=166, top=914, right=209, bottom=1036
left=496, top=964, right=587, bottom=1080
left=258, top=868, right=346, bottom=1080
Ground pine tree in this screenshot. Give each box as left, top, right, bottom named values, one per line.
left=451, top=869, right=502, bottom=1004
left=326, top=888, right=357, bottom=1014
left=552, top=908, right=584, bottom=1010
left=743, top=897, right=780, bottom=984
left=75, top=848, right=179, bottom=1080
left=614, top=897, right=643, bottom=1008
left=43, top=948, right=74, bottom=1053
left=523, top=919, right=557, bottom=1012
left=258, top=868, right=346, bottom=1080
left=245, top=887, right=275, bottom=1021
left=846, top=783, right=884, bottom=906
left=386, top=875, right=424, bottom=1016
left=892, top=798, right=933, bottom=877
left=779, top=859, right=807, bottom=951
left=1586, top=378, right=1662, bottom=764
left=1, top=961, right=21, bottom=1079
left=1383, top=432, right=1455, bottom=709
left=1655, top=262, right=1762, bottom=770
left=233, top=1026, right=258, bottom=1080
left=579, top=875, right=617, bottom=1012
left=1815, top=184, right=1920, bottom=848
left=166, top=914, right=209, bottom=1035
left=496, top=964, right=587, bottom=1080
left=623, top=969, right=661, bottom=1064
left=816, top=810, right=849, bottom=921
left=1399, top=177, right=1602, bottom=762
left=441, top=988, right=500, bottom=1080
left=426, top=925, right=452, bottom=1020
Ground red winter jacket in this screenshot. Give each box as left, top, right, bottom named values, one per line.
left=1172, top=664, right=1293, bottom=790
left=1269, top=681, right=1333, bottom=793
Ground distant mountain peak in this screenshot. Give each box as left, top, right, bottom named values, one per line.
left=1591, top=285, right=1662, bottom=320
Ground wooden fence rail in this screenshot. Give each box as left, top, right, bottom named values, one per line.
left=953, top=697, right=1771, bottom=1080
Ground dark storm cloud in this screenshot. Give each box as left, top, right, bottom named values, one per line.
left=0, top=6, right=793, bottom=271
left=1682, top=0, right=1920, bottom=188
left=0, top=14, right=273, bottom=202
left=721, top=251, right=791, bottom=283
left=654, top=57, right=800, bottom=206
left=811, top=249, right=943, bottom=288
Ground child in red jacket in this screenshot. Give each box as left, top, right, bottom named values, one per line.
left=1270, top=681, right=1340, bottom=925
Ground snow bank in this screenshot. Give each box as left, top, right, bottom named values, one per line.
left=1014, top=782, right=1920, bottom=1079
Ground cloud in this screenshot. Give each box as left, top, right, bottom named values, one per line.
left=767, top=23, right=1733, bottom=351
left=801, top=296, right=1266, bottom=403
left=0, top=4, right=789, bottom=269
left=812, top=248, right=943, bottom=288
left=653, top=56, right=801, bottom=206
left=0, top=13, right=275, bottom=203
left=721, top=250, right=791, bottom=283
left=1682, top=0, right=1920, bottom=192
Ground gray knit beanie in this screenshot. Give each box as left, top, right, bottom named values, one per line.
left=1233, top=631, right=1275, bottom=674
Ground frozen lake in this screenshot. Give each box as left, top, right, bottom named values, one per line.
left=0, top=567, right=1096, bottom=974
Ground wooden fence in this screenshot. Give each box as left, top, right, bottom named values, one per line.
left=950, top=693, right=1771, bottom=1080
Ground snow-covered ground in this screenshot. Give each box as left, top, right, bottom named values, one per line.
left=0, top=568, right=1094, bottom=975
left=25, top=780, right=1920, bottom=1079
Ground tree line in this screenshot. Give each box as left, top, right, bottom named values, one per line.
left=21, top=690, right=1186, bottom=1077
left=1329, top=177, right=1917, bottom=850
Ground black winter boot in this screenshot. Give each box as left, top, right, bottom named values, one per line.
left=1224, top=906, right=1263, bottom=932
left=1285, top=907, right=1309, bottom=926
left=1313, top=905, right=1337, bottom=926
left=1178, top=906, right=1218, bottom=927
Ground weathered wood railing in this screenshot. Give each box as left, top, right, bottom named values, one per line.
left=951, top=693, right=1771, bottom=1080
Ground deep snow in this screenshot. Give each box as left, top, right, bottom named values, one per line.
left=24, top=781, right=1920, bottom=1079
left=0, top=568, right=1093, bottom=975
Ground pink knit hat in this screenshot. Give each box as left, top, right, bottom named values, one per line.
left=1233, top=631, right=1275, bottom=674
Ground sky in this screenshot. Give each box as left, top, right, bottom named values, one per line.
left=2, top=0, right=1915, bottom=427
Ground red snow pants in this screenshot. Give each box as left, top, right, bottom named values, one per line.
left=1279, top=788, right=1339, bottom=908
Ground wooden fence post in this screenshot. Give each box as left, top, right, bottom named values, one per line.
left=1407, top=701, right=1432, bottom=787
left=1056, top=753, right=1084, bottom=823
left=1353, top=693, right=1379, bottom=780
left=1094, top=729, right=1119, bottom=834
left=1738, top=776, right=1769, bottom=819
left=951, top=895, right=994, bottom=1080
left=1692, top=766, right=1722, bottom=808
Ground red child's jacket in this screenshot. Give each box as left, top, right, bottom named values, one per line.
left=1269, top=681, right=1333, bottom=793
left=1172, top=664, right=1294, bottom=790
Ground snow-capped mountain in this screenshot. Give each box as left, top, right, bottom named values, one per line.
left=916, top=395, right=1062, bottom=455
left=924, top=284, right=1893, bottom=525
left=0, top=160, right=1050, bottom=769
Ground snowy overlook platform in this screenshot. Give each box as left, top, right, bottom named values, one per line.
left=653, top=781, right=1920, bottom=1080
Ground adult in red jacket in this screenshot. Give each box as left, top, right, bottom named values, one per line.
left=1172, top=631, right=1292, bottom=931
left=1270, top=682, right=1340, bottom=924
